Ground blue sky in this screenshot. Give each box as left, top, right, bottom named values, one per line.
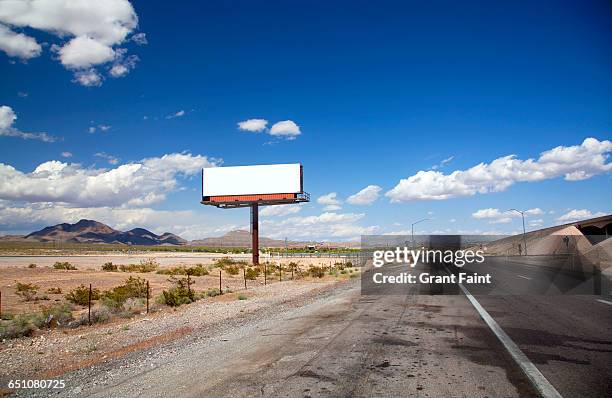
left=0, top=0, right=610, bottom=240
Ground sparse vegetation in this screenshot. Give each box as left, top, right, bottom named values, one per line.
left=214, top=257, right=248, bottom=274
left=27, top=263, right=37, bottom=268
left=308, top=266, right=325, bottom=278
left=65, top=285, right=100, bottom=306
left=15, top=281, right=40, bottom=301
left=117, top=258, right=159, bottom=273
left=245, top=267, right=260, bottom=280
left=237, top=293, right=247, bottom=300
left=0, top=303, right=74, bottom=339
left=46, top=287, right=62, bottom=294
left=101, top=262, right=118, bottom=271
left=40, top=303, right=74, bottom=327
left=159, top=276, right=196, bottom=307
left=102, top=276, right=148, bottom=308
left=157, top=263, right=209, bottom=276
left=53, top=261, right=77, bottom=270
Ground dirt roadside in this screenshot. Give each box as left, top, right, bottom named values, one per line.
left=0, top=278, right=347, bottom=392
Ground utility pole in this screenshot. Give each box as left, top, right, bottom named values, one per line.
left=411, top=218, right=429, bottom=250
left=508, top=209, right=527, bottom=256
left=251, top=204, right=259, bottom=265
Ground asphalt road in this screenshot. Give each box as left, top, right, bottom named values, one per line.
left=17, top=258, right=612, bottom=398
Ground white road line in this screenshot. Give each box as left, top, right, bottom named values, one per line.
left=517, top=275, right=531, bottom=280
left=596, top=299, right=612, bottom=306
left=457, top=282, right=563, bottom=398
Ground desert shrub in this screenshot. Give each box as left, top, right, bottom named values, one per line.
left=160, top=276, right=196, bottom=307
left=157, top=264, right=209, bottom=276
left=27, top=263, right=37, bottom=268
left=186, top=264, right=209, bottom=276
left=91, top=306, right=111, bottom=323
left=263, top=262, right=275, bottom=276
left=65, top=285, right=100, bottom=306
left=101, top=262, right=118, bottom=271
left=340, top=269, right=348, bottom=274
left=237, top=293, right=247, bottom=300
left=53, top=261, right=77, bottom=270
left=15, top=282, right=39, bottom=301
left=118, top=258, right=158, bottom=273
left=0, top=313, right=45, bottom=339
left=205, top=287, right=222, bottom=297
left=308, top=266, right=325, bottom=278
left=214, top=257, right=248, bottom=270
left=345, top=261, right=353, bottom=268
left=47, top=287, right=62, bottom=294
left=40, top=303, right=74, bottom=327
left=122, top=297, right=146, bottom=313
left=225, top=264, right=241, bottom=276
left=213, top=257, right=235, bottom=268
left=103, top=276, right=148, bottom=308
left=245, top=267, right=260, bottom=280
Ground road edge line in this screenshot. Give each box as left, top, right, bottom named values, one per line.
left=456, top=282, right=563, bottom=398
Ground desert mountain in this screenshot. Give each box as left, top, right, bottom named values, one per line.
left=25, top=219, right=187, bottom=246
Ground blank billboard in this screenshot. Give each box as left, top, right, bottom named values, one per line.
left=202, top=164, right=302, bottom=197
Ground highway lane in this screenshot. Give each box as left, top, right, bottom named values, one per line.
left=455, top=257, right=612, bottom=398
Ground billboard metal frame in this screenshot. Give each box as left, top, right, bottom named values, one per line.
left=200, top=164, right=309, bottom=265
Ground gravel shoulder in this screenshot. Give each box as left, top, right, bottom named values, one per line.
left=1, top=278, right=346, bottom=396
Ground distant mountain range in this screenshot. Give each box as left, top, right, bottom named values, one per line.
left=22, top=219, right=187, bottom=246
left=1, top=219, right=356, bottom=248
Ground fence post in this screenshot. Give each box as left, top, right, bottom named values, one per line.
left=146, top=280, right=150, bottom=314
left=0, top=290, right=2, bottom=319
left=88, top=283, right=92, bottom=326
left=279, top=264, right=282, bottom=282
left=291, top=263, right=294, bottom=280
left=187, top=274, right=191, bottom=297
left=243, top=267, right=247, bottom=289
left=264, top=263, right=267, bottom=285
left=219, top=270, right=222, bottom=294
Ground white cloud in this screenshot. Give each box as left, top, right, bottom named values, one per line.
left=346, top=185, right=382, bottom=205
left=323, top=204, right=342, bottom=211
left=472, top=207, right=544, bottom=224
left=238, top=119, right=268, bottom=132
left=386, top=138, right=612, bottom=202
left=94, top=152, right=119, bottom=165
left=60, top=152, right=72, bottom=158
left=17, top=91, right=28, bottom=98
left=261, top=211, right=378, bottom=240
left=0, top=0, right=141, bottom=85
left=0, top=152, right=220, bottom=208
left=0, top=23, right=41, bottom=59
left=317, top=192, right=341, bottom=207
left=238, top=118, right=302, bottom=140
left=57, top=35, right=115, bottom=68
left=259, top=204, right=303, bottom=217
left=528, top=219, right=544, bottom=228
left=269, top=120, right=301, bottom=139
left=0, top=105, right=57, bottom=142
left=556, top=209, right=606, bottom=223
left=73, top=69, right=103, bottom=87
left=130, top=32, right=147, bottom=45
left=109, top=48, right=138, bottom=77
left=431, top=156, right=454, bottom=170
left=99, top=124, right=111, bottom=131
left=166, top=110, right=185, bottom=119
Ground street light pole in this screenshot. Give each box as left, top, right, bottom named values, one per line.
left=411, top=218, right=429, bottom=250
left=508, top=209, right=527, bottom=256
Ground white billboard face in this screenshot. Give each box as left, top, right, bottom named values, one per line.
left=202, top=164, right=302, bottom=196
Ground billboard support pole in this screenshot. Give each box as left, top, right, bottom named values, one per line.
left=251, top=203, right=259, bottom=265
